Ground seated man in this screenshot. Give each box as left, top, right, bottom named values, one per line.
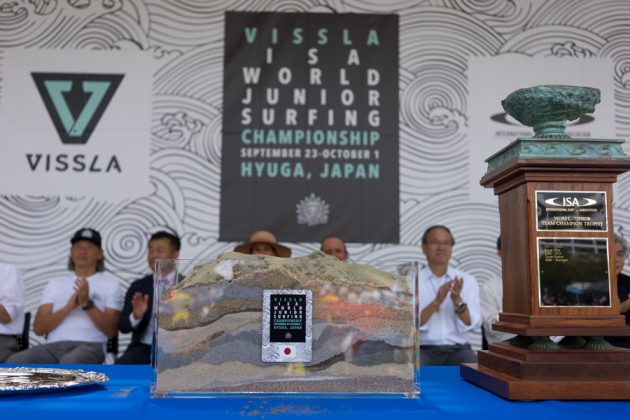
left=320, top=236, right=349, bottom=261
left=607, top=234, right=630, bottom=348
left=234, top=231, right=291, bottom=257
left=117, top=231, right=181, bottom=364
left=419, top=225, right=481, bottom=365
left=7, top=228, right=122, bottom=364
left=0, top=262, right=24, bottom=362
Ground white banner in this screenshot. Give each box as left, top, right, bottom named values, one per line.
left=0, top=49, right=152, bottom=200
left=468, top=55, right=616, bottom=204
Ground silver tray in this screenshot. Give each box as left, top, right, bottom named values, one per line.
left=0, top=367, right=109, bottom=395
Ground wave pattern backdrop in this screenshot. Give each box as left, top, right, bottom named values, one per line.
left=0, top=0, right=629, bottom=351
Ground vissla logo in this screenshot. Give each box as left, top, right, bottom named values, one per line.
left=31, top=72, right=124, bottom=144
left=544, top=197, right=598, bottom=207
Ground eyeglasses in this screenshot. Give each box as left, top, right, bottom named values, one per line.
left=426, top=240, right=453, bottom=248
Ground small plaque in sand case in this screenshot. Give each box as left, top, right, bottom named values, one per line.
left=262, top=290, right=312, bottom=363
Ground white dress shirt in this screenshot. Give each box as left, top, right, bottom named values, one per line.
left=129, top=272, right=176, bottom=345
left=0, top=262, right=24, bottom=335
left=479, top=276, right=516, bottom=344
left=419, top=265, right=481, bottom=345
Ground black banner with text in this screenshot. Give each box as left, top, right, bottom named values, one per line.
left=220, top=11, right=399, bottom=243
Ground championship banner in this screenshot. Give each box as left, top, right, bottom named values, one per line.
left=220, top=11, right=399, bottom=243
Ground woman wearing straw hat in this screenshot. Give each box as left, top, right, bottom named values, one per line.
left=233, top=231, right=291, bottom=258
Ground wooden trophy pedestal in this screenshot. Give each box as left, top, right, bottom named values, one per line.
left=461, top=342, right=630, bottom=400
left=464, top=147, right=630, bottom=400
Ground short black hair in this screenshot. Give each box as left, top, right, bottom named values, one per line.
left=150, top=230, right=181, bottom=251
left=421, top=225, right=455, bottom=246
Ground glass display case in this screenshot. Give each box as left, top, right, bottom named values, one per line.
left=151, top=252, right=419, bottom=398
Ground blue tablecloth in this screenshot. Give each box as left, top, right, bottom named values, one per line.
left=0, top=364, right=627, bottom=419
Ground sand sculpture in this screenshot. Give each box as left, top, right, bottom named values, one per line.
left=154, top=251, right=417, bottom=394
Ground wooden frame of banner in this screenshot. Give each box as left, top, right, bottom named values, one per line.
left=461, top=157, right=630, bottom=400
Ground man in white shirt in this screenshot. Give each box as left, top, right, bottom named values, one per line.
left=419, top=225, right=481, bottom=365
left=0, top=262, right=24, bottom=362
left=116, top=231, right=180, bottom=364
left=7, top=228, right=122, bottom=364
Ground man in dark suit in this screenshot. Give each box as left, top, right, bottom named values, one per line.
left=116, top=231, right=181, bottom=364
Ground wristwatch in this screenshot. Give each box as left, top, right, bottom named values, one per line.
left=81, top=299, right=95, bottom=311
left=454, top=301, right=467, bottom=313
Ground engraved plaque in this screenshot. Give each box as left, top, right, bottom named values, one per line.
left=537, top=238, right=610, bottom=307
left=262, top=290, right=312, bottom=363
left=536, top=190, right=607, bottom=231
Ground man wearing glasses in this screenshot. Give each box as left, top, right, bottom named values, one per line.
left=419, top=225, right=481, bottom=365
